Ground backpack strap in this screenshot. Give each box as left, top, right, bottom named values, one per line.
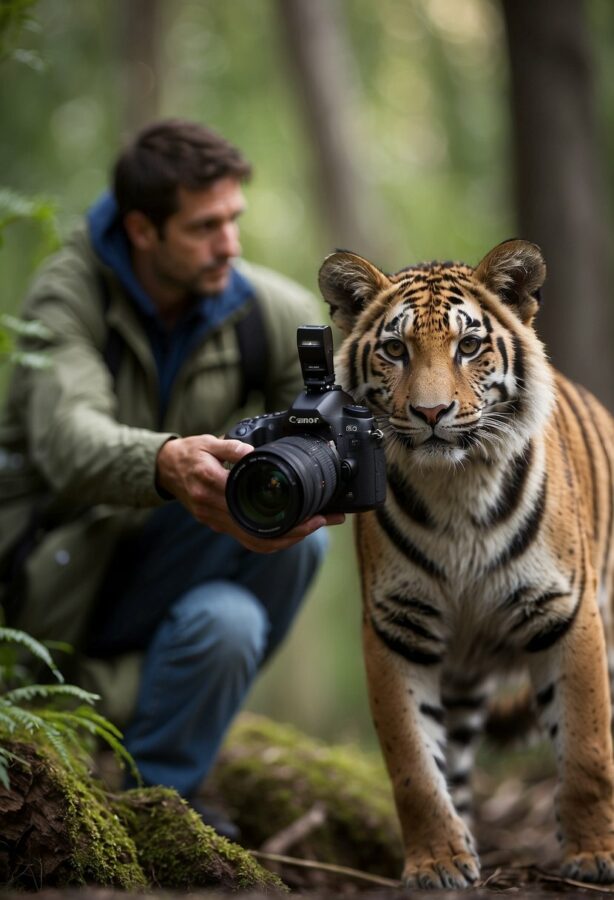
left=235, top=296, right=269, bottom=407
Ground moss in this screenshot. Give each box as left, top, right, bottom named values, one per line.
left=0, top=740, right=146, bottom=889
left=208, top=713, right=403, bottom=879
left=0, top=739, right=284, bottom=892
left=114, top=786, right=286, bottom=892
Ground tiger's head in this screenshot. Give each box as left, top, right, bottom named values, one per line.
left=318, top=240, right=555, bottom=469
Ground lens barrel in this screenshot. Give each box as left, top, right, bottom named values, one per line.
left=226, top=435, right=340, bottom=536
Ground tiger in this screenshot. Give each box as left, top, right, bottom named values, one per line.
left=317, top=239, right=614, bottom=889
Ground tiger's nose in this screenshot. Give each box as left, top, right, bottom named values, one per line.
left=410, top=403, right=453, bottom=425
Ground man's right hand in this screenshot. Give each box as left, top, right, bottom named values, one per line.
left=155, top=435, right=344, bottom=554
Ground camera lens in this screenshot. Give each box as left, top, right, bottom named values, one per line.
left=226, top=435, right=340, bottom=537
left=235, top=463, right=293, bottom=526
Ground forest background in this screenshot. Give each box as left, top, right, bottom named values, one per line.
left=1, top=0, right=613, bottom=750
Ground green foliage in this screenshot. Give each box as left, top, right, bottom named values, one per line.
left=0, top=187, right=60, bottom=255
left=0, top=624, right=139, bottom=789
left=0, top=0, right=40, bottom=65
left=0, top=311, right=52, bottom=367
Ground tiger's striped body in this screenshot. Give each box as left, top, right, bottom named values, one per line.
left=318, top=241, right=614, bottom=889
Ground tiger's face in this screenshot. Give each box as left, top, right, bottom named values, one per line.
left=319, top=240, right=555, bottom=469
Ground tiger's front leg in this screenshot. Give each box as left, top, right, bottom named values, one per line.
left=363, top=619, right=480, bottom=889
left=528, top=586, right=614, bottom=883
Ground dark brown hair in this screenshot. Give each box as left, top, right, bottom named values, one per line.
left=113, top=118, right=252, bottom=233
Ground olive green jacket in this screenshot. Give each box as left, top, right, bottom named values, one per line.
left=0, top=225, right=321, bottom=722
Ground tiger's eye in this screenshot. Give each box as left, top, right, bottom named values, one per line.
left=458, top=336, right=481, bottom=356
left=383, top=339, right=407, bottom=359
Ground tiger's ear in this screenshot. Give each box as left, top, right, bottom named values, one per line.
left=318, top=251, right=390, bottom=334
left=474, top=239, right=546, bottom=325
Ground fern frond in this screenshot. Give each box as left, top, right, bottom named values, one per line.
left=2, top=683, right=99, bottom=706
left=0, top=627, right=64, bottom=682
left=0, top=313, right=51, bottom=340
left=0, top=707, right=18, bottom=732
left=0, top=746, right=24, bottom=789
left=38, top=708, right=140, bottom=782
left=70, top=705, right=123, bottom=739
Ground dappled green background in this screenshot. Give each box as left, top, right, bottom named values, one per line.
left=1, top=0, right=614, bottom=746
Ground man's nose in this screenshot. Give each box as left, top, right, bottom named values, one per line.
left=409, top=403, right=453, bottom=426
left=215, top=223, right=241, bottom=258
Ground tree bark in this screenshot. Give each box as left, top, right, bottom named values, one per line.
left=274, top=0, right=387, bottom=263
left=115, top=0, right=169, bottom=136
left=502, top=0, right=613, bottom=408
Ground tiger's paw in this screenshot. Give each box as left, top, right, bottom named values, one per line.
left=562, top=850, right=614, bottom=884
left=402, top=852, right=480, bottom=890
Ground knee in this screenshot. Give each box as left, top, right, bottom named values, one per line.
left=168, top=582, right=268, bottom=667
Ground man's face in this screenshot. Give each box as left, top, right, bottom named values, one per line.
left=147, top=177, right=245, bottom=296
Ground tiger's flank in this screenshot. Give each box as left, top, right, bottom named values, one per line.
left=318, top=240, right=614, bottom=889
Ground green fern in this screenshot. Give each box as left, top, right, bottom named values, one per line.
left=0, top=626, right=140, bottom=788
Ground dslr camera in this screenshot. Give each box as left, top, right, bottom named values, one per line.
left=226, top=325, right=387, bottom=537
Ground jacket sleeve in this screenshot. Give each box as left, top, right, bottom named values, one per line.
left=14, top=274, right=175, bottom=509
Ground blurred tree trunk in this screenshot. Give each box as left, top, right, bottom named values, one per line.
left=502, top=0, right=613, bottom=409
left=274, top=0, right=387, bottom=263
left=115, top=0, right=169, bottom=136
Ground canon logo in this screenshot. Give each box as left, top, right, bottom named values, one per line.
left=289, top=415, right=320, bottom=425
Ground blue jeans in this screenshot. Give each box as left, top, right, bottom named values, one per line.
left=87, top=502, right=328, bottom=797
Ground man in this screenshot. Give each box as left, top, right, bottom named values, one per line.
left=0, top=119, right=343, bottom=837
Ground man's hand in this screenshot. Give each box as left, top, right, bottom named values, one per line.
left=156, top=434, right=344, bottom=553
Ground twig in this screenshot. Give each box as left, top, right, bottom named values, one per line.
left=250, top=850, right=402, bottom=888
left=260, top=802, right=327, bottom=854
left=533, top=867, right=614, bottom=894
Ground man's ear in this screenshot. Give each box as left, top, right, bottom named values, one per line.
left=474, top=239, right=546, bottom=325
left=318, top=251, right=390, bottom=334
left=123, top=210, right=159, bottom=251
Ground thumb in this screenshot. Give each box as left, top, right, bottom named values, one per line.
left=207, top=436, right=254, bottom=464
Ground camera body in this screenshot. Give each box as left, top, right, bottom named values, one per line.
left=225, top=325, right=386, bottom=537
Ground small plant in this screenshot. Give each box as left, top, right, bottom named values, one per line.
left=0, top=624, right=138, bottom=788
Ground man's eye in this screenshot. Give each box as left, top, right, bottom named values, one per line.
left=382, top=339, right=407, bottom=360
left=458, top=336, right=481, bottom=356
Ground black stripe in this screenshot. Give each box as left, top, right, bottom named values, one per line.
left=376, top=506, right=446, bottom=581
left=388, top=465, right=435, bottom=529
left=525, top=602, right=580, bottom=653
left=489, top=474, right=547, bottom=570
left=536, top=684, right=555, bottom=706
left=419, top=703, right=445, bottom=724
left=360, top=340, right=372, bottom=384
left=346, top=337, right=360, bottom=393
left=511, top=335, right=526, bottom=391
left=434, top=756, right=447, bottom=775
left=454, top=801, right=472, bottom=814
left=496, top=336, right=509, bottom=375
left=441, top=694, right=485, bottom=711
left=549, top=724, right=559, bottom=739
left=449, top=770, right=470, bottom=787
left=477, top=442, right=533, bottom=527
left=448, top=725, right=480, bottom=745
left=376, top=600, right=442, bottom=644
left=370, top=615, right=443, bottom=666
left=511, top=592, right=569, bottom=631
left=397, top=597, right=441, bottom=618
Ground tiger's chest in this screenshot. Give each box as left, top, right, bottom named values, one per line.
left=361, top=445, right=576, bottom=675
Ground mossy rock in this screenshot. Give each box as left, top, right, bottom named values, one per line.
left=207, top=713, right=403, bottom=881
left=0, top=741, right=284, bottom=892
left=114, top=786, right=286, bottom=892
left=0, top=742, right=145, bottom=889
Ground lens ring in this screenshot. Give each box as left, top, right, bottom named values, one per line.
left=226, top=435, right=340, bottom=537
